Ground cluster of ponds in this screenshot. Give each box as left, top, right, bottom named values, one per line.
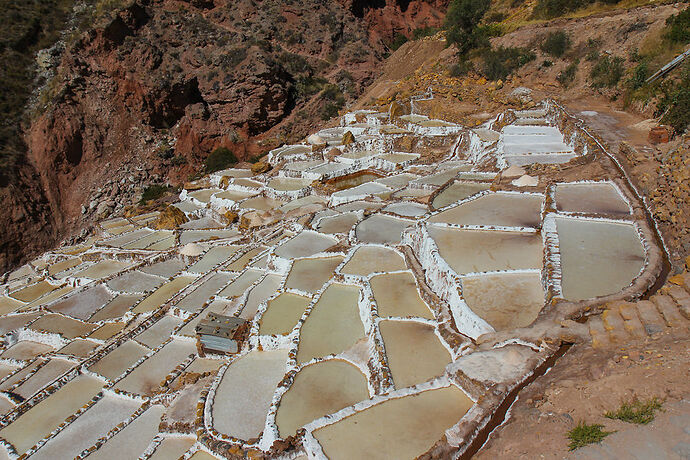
left=0, top=107, right=649, bottom=459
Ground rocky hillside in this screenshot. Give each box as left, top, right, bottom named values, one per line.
left=0, top=0, right=448, bottom=273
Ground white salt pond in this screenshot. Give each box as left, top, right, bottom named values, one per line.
left=274, top=231, right=337, bottom=259
left=89, top=339, right=150, bottom=380
left=285, top=256, right=344, bottom=293
left=429, top=227, right=543, bottom=274
left=219, top=269, right=263, bottom=297
left=431, top=181, right=491, bottom=209
left=259, top=293, right=312, bottom=336
left=461, top=272, right=545, bottom=330
left=0, top=374, right=105, bottom=454
left=382, top=202, right=428, bottom=218
left=313, top=385, right=473, bottom=460
left=556, top=217, right=645, bottom=301
left=187, top=245, right=241, bottom=273
left=370, top=271, right=433, bottom=319
left=355, top=214, right=413, bottom=244
left=275, top=359, right=369, bottom=438
left=106, top=270, right=165, bottom=294
left=340, top=246, right=406, bottom=276
left=429, top=192, right=543, bottom=228
left=30, top=392, right=140, bottom=460
left=238, top=274, right=282, bottom=320
left=211, top=349, right=289, bottom=441
left=297, top=284, right=364, bottom=363
left=315, top=213, right=359, bottom=234
left=555, top=182, right=631, bottom=215
left=175, top=272, right=234, bottom=313
left=133, top=276, right=197, bottom=314
left=148, top=435, right=197, bottom=460
left=49, top=284, right=114, bottom=320
left=379, top=320, right=451, bottom=389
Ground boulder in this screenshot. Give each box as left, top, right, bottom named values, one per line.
left=307, top=134, right=325, bottom=145
left=154, top=205, right=189, bottom=229
left=251, top=161, right=271, bottom=174
left=342, top=131, right=355, bottom=145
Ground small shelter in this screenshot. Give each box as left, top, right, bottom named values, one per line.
left=195, top=313, right=248, bottom=355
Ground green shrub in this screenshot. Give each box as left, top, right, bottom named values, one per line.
left=390, top=33, right=408, bottom=51
left=585, top=38, right=602, bottom=62
left=140, top=184, right=170, bottom=204
left=567, top=422, right=614, bottom=451
left=627, top=61, right=650, bottom=90
left=204, top=147, right=238, bottom=173
left=294, top=76, right=328, bottom=100
left=605, top=397, right=663, bottom=425
left=532, top=0, right=619, bottom=19
left=663, top=7, right=690, bottom=44
left=450, top=60, right=474, bottom=77
left=541, top=60, right=554, bottom=68
left=482, top=46, right=535, bottom=81
left=412, top=26, right=439, bottom=40
left=590, top=55, right=625, bottom=87
left=656, top=63, right=690, bottom=133
left=541, top=30, right=571, bottom=58
left=557, top=61, right=579, bottom=87
left=444, top=0, right=491, bottom=56
left=319, top=84, right=345, bottom=121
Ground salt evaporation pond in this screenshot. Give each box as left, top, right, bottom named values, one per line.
left=285, top=256, right=344, bottom=293
left=313, top=386, right=473, bottom=460
left=555, top=182, right=631, bottom=215
left=370, top=271, right=433, bottom=319
left=259, top=292, right=312, bottom=335
left=275, top=359, right=369, bottom=438
left=556, top=217, right=645, bottom=300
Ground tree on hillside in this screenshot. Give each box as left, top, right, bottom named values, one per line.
left=444, top=0, right=491, bottom=56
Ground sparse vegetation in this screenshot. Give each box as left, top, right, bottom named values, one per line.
left=590, top=55, right=625, bottom=87
left=482, top=46, right=535, bottom=81
left=557, top=61, right=579, bottom=87
left=567, top=421, right=614, bottom=451
left=532, top=0, right=621, bottom=20
left=444, top=0, right=491, bottom=56
left=604, top=397, right=664, bottom=425
left=390, top=33, right=408, bottom=51
left=319, top=83, right=346, bottom=121
left=204, top=147, right=238, bottom=173
left=663, top=7, right=690, bottom=44
left=541, top=30, right=571, bottom=58
left=140, top=184, right=171, bottom=204
left=655, top=62, right=690, bottom=133
left=450, top=61, right=474, bottom=77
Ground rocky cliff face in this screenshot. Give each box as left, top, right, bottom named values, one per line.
left=1, top=0, right=447, bottom=273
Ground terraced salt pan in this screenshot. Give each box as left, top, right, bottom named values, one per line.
left=189, top=188, right=223, bottom=203
left=0, top=359, right=43, bottom=391
left=50, top=284, right=114, bottom=320
left=24, top=284, right=74, bottom=308
left=148, top=435, right=197, bottom=460
left=140, top=258, right=187, bottom=278
left=57, top=338, right=98, bottom=358
left=0, top=374, right=105, bottom=455
left=431, top=181, right=491, bottom=209
left=9, top=280, right=59, bottom=303
left=279, top=195, right=328, bottom=213
left=410, top=166, right=470, bottom=189
left=239, top=274, right=282, bottom=320
left=73, top=260, right=132, bottom=280
left=219, top=269, right=263, bottom=298
left=226, top=247, right=266, bottom=271
left=428, top=227, right=543, bottom=274
left=211, top=349, right=289, bottom=441
left=180, top=229, right=240, bottom=245
left=86, top=403, right=165, bottom=460
left=123, top=230, right=173, bottom=250
left=315, top=213, right=359, bottom=234
left=297, top=283, right=364, bottom=363
left=30, top=313, right=96, bottom=339
left=555, top=182, right=631, bottom=215
left=216, top=167, right=254, bottom=178
left=1, top=341, right=53, bottom=361
left=135, top=315, right=183, bottom=348
left=233, top=178, right=263, bottom=188
left=341, top=246, right=406, bottom=276
left=46, top=258, right=81, bottom=276
left=89, top=340, right=150, bottom=380
left=133, top=276, right=197, bottom=314
left=239, top=196, right=285, bottom=211
left=175, top=272, right=235, bottom=313
left=283, top=160, right=325, bottom=173
left=114, top=339, right=196, bottom=396
left=13, top=358, right=75, bottom=399
left=106, top=270, right=165, bottom=293
left=173, top=201, right=203, bottom=214
left=101, top=228, right=152, bottom=248
left=274, top=231, right=337, bottom=259
left=180, top=216, right=224, bottom=229
left=90, top=294, right=141, bottom=321
left=429, top=192, right=543, bottom=228
left=555, top=217, right=645, bottom=301
left=355, top=214, right=414, bottom=244
left=375, top=173, right=418, bottom=189
left=30, top=392, right=140, bottom=460
left=335, top=200, right=384, bottom=213
left=0, top=395, right=14, bottom=416
left=331, top=183, right=391, bottom=204
left=313, top=385, right=473, bottom=460
left=267, top=177, right=312, bottom=192
left=259, top=293, right=312, bottom=336
left=87, top=322, right=128, bottom=340
left=0, top=296, right=25, bottom=315
left=379, top=321, right=451, bottom=389
left=382, top=202, right=427, bottom=218
left=0, top=312, right=40, bottom=334
left=285, top=256, right=344, bottom=293
left=370, top=272, right=433, bottom=319
left=392, top=187, right=432, bottom=199
left=275, top=360, right=369, bottom=438
left=461, top=272, right=545, bottom=331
